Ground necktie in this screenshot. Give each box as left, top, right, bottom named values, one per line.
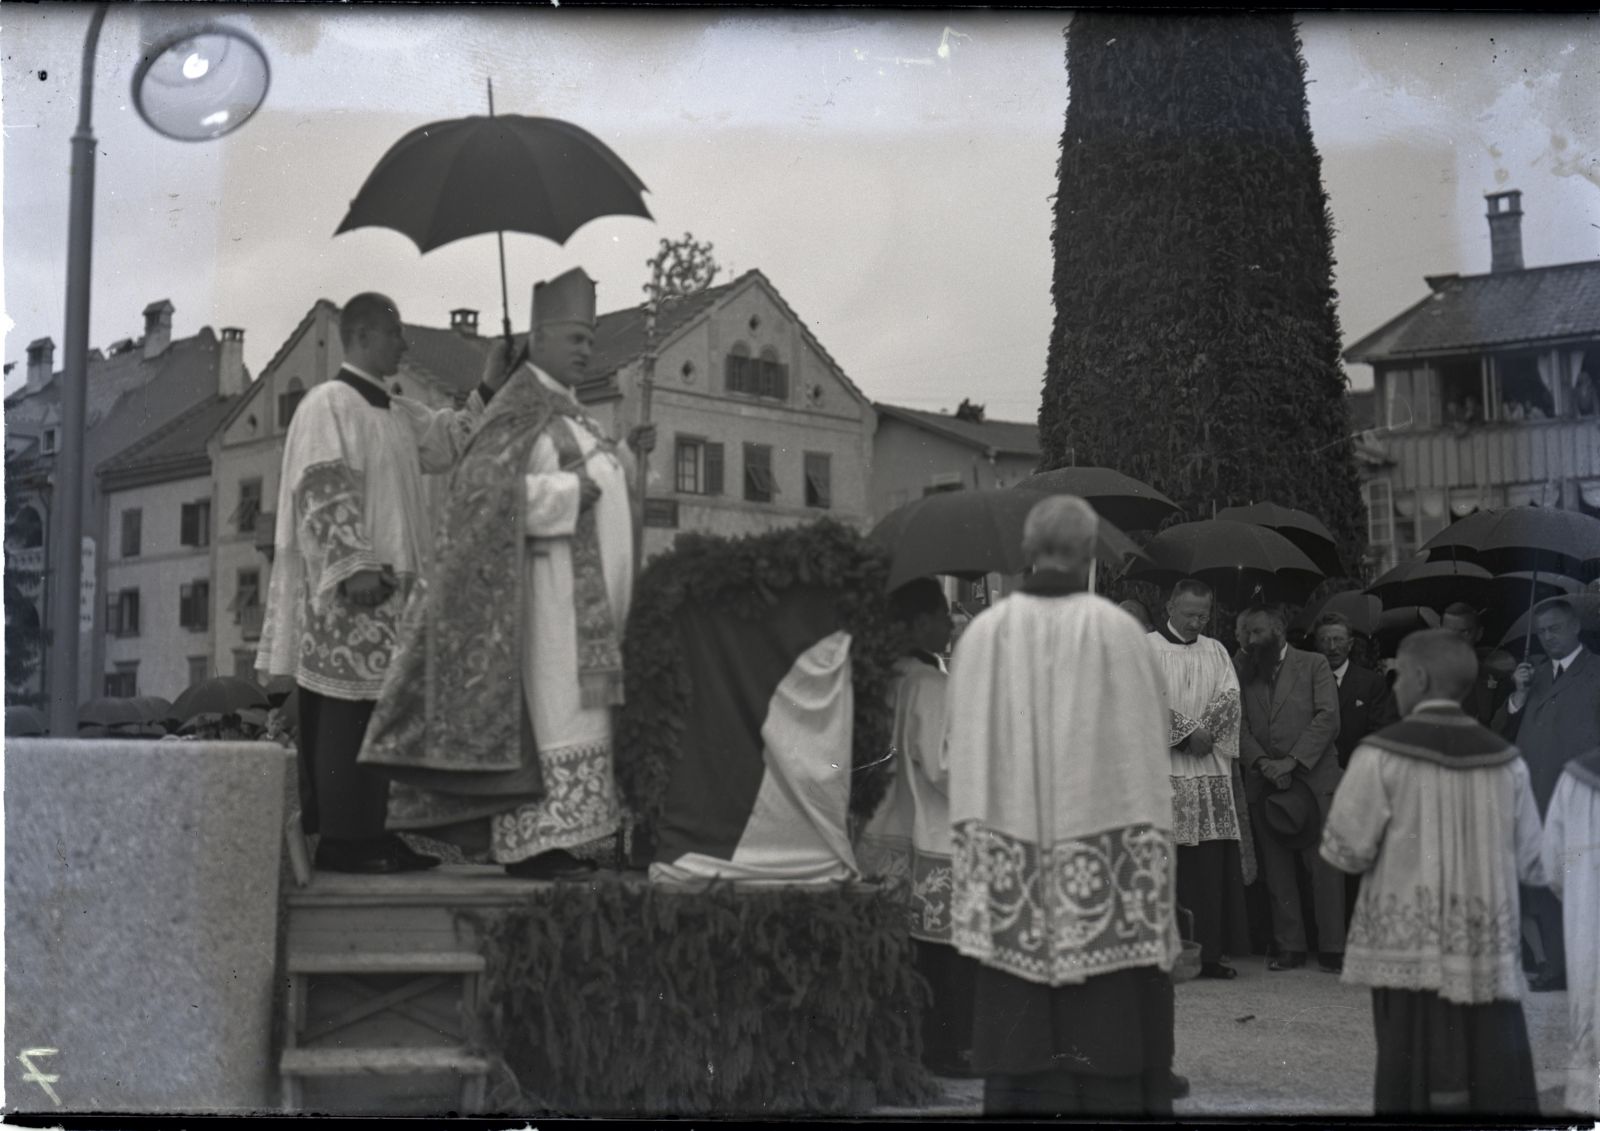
left=1553, top=663, right=1563, bottom=684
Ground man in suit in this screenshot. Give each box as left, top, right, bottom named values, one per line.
left=1441, top=602, right=1512, bottom=726
left=1493, top=597, right=1600, bottom=992
left=1237, top=604, right=1345, bottom=973
left=1314, top=611, right=1399, bottom=930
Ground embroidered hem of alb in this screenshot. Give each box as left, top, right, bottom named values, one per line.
left=1171, top=775, right=1240, bottom=845
left=491, top=739, right=620, bottom=864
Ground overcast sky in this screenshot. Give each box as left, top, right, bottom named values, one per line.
left=4, top=8, right=1597, bottom=420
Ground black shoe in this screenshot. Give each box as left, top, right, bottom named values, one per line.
left=1267, top=952, right=1307, bottom=971
left=1198, top=962, right=1238, bottom=979
left=1317, top=952, right=1344, bottom=974
left=1170, top=1073, right=1191, bottom=1099
left=505, top=849, right=600, bottom=880
left=1530, top=969, right=1567, bottom=993
left=315, top=839, right=437, bottom=875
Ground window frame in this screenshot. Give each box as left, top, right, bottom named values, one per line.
left=120, top=508, right=143, bottom=559
left=743, top=442, right=775, bottom=504
left=233, top=478, right=263, bottom=535
left=803, top=451, right=832, bottom=509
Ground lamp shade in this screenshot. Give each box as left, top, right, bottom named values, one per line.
left=131, top=27, right=270, bottom=142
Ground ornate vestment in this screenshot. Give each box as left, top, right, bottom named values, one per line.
left=1321, top=702, right=1547, bottom=1004
left=360, top=364, right=633, bottom=861
left=945, top=575, right=1179, bottom=987
left=1148, top=627, right=1243, bottom=847
left=1542, top=749, right=1600, bottom=1116
left=256, top=372, right=480, bottom=700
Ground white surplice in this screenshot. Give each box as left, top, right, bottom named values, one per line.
left=489, top=364, right=634, bottom=864
left=1543, top=764, right=1600, bottom=1117
left=1148, top=630, right=1243, bottom=846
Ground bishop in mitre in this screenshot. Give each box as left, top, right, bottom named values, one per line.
left=359, top=268, right=652, bottom=879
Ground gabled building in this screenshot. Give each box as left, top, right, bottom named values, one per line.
left=870, top=400, right=1040, bottom=520
left=3, top=301, right=247, bottom=708
left=563, top=268, right=877, bottom=560
left=1344, top=190, right=1600, bottom=575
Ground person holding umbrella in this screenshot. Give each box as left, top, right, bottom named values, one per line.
left=257, top=293, right=505, bottom=875
left=1440, top=603, right=1513, bottom=726
left=1491, top=598, right=1600, bottom=993
left=361, top=269, right=656, bottom=881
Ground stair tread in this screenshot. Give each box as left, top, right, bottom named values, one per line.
left=281, top=1046, right=489, bottom=1076
left=288, top=950, right=485, bottom=975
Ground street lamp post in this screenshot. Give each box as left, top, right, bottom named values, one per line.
left=45, top=5, right=270, bottom=737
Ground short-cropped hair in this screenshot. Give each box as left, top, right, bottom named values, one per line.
left=1021, top=495, right=1098, bottom=565
left=340, top=292, right=398, bottom=345
left=1398, top=628, right=1479, bottom=699
left=1170, top=578, right=1214, bottom=603
left=888, top=577, right=947, bottom=625
left=1314, top=611, right=1353, bottom=635
left=1242, top=603, right=1287, bottom=628
left=1535, top=598, right=1578, bottom=625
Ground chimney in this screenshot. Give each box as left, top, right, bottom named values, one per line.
left=1486, top=190, right=1524, bottom=274
left=219, top=327, right=247, bottom=397
left=142, top=299, right=175, bottom=359
left=25, top=337, right=54, bottom=393
left=450, top=308, right=479, bottom=337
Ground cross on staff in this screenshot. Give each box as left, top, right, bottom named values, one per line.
left=634, top=234, right=719, bottom=575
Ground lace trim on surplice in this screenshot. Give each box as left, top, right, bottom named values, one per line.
left=1171, top=775, right=1241, bottom=846
left=1343, top=884, right=1526, bottom=1004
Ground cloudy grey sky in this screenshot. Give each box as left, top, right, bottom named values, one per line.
left=4, top=8, right=1597, bottom=419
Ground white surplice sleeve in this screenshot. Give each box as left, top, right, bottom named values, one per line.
left=1320, top=744, right=1392, bottom=875
left=903, top=671, right=952, bottom=794
left=522, top=432, right=580, bottom=538
left=389, top=391, right=486, bottom=474
left=1513, top=760, right=1548, bottom=889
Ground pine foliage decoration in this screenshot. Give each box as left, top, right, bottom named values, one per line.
left=1040, top=13, right=1367, bottom=572
left=477, top=880, right=938, bottom=1115
left=616, top=518, right=901, bottom=845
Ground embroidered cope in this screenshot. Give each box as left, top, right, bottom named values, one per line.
left=257, top=375, right=482, bottom=699
left=945, top=591, right=1179, bottom=987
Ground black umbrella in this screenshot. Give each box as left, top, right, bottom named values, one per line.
left=870, top=488, right=1148, bottom=593
left=1496, top=593, right=1600, bottom=657
left=1374, top=606, right=1442, bottom=657
left=1419, top=506, right=1600, bottom=653
left=79, top=697, right=145, bottom=728
left=335, top=82, right=652, bottom=345
left=1013, top=467, right=1181, bottom=531
left=1128, top=519, right=1324, bottom=605
left=1295, top=590, right=1382, bottom=637
left=1367, top=558, right=1493, bottom=611
left=167, top=676, right=270, bottom=727
left=6, top=705, right=46, bottom=737
left=1215, top=503, right=1342, bottom=577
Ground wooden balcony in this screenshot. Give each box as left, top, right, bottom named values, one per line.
left=1373, top=416, right=1600, bottom=493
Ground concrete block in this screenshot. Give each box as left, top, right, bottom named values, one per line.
left=5, top=739, right=290, bottom=1113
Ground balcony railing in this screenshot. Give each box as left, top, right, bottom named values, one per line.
left=1372, top=416, right=1600, bottom=493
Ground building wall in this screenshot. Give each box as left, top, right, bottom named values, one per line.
left=609, top=278, right=877, bottom=562
left=871, top=417, right=1037, bottom=520
left=101, top=476, right=213, bottom=701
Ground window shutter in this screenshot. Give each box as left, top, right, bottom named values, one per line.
left=127, top=590, right=140, bottom=636
left=105, top=592, right=121, bottom=636
left=180, top=583, right=193, bottom=628
left=196, top=581, right=209, bottom=630
left=180, top=504, right=196, bottom=547
left=706, top=443, right=725, bottom=496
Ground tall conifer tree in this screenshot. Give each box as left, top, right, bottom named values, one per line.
left=1040, top=13, right=1366, bottom=571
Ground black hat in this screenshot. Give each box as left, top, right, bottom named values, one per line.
left=1263, top=776, right=1321, bottom=852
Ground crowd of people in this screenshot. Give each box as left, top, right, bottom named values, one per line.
left=870, top=497, right=1598, bottom=1118
left=257, top=280, right=1595, bottom=1118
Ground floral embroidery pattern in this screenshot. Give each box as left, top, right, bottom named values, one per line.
left=1171, top=775, right=1241, bottom=845
left=950, top=822, right=1177, bottom=986
left=1343, top=884, right=1525, bottom=1004
left=1200, top=689, right=1241, bottom=754
left=492, top=740, right=621, bottom=863
left=908, top=850, right=954, bottom=943
left=1168, top=710, right=1201, bottom=747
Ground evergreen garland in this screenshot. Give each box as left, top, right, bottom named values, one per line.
left=615, top=519, right=901, bottom=845
left=1040, top=13, right=1367, bottom=573
left=476, top=881, right=938, bottom=1115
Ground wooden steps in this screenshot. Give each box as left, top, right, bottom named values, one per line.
left=280, top=946, right=488, bottom=1113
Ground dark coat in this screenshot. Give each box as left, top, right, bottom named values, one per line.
left=1333, top=661, right=1400, bottom=768
left=1492, top=647, right=1600, bottom=814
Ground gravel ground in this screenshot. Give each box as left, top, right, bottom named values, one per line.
left=877, top=955, right=1576, bottom=1119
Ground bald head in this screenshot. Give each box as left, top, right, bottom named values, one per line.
left=1393, top=628, right=1479, bottom=713
left=1022, top=496, right=1099, bottom=573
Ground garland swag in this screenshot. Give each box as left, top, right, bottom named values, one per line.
left=616, top=518, right=901, bottom=845
left=477, top=881, right=939, bottom=1115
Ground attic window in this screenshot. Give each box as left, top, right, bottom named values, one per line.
left=681, top=361, right=696, bottom=384
left=748, top=314, right=761, bottom=333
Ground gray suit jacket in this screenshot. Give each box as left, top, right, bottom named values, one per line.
left=1236, top=645, right=1343, bottom=803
